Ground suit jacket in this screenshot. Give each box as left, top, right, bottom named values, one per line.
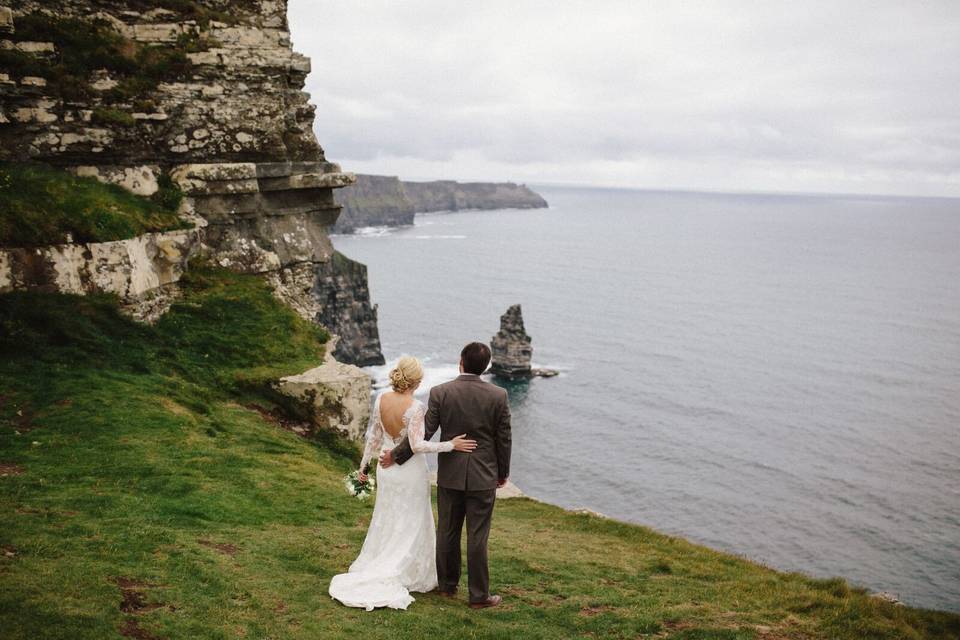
left=390, top=374, right=511, bottom=491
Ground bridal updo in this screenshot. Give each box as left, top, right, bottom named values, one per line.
left=389, top=356, right=423, bottom=393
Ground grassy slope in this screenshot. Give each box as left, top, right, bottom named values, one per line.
left=0, top=163, right=186, bottom=247
left=1, top=272, right=958, bottom=640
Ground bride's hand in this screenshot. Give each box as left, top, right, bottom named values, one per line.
left=451, top=434, right=477, bottom=452
left=358, top=470, right=368, bottom=482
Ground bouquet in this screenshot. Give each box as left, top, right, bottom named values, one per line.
left=344, top=465, right=375, bottom=501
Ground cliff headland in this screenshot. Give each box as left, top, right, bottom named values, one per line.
left=334, top=174, right=548, bottom=233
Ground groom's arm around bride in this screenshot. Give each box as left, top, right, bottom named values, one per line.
left=380, top=358, right=512, bottom=489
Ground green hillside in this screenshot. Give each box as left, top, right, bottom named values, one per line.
left=1, top=270, right=958, bottom=639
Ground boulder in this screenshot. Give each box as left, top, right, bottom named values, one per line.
left=274, top=338, right=373, bottom=441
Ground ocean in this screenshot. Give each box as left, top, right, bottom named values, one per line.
left=331, top=185, right=960, bottom=612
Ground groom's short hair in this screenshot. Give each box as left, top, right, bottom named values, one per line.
left=461, top=342, right=491, bottom=375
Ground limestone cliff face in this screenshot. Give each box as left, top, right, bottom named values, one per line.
left=0, top=0, right=384, bottom=367
left=314, top=252, right=384, bottom=367
left=334, top=174, right=548, bottom=233
left=403, top=179, right=548, bottom=213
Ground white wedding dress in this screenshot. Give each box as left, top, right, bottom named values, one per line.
left=329, top=394, right=454, bottom=611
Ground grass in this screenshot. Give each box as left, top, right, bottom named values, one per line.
left=0, top=162, right=186, bottom=247
left=1, top=273, right=958, bottom=639
left=91, top=107, right=136, bottom=127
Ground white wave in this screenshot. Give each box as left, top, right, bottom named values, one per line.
left=401, top=234, right=467, bottom=240
left=366, top=356, right=572, bottom=396
left=353, top=225, right=395, bottom=237
left=365, top=357, right=462, bottom=399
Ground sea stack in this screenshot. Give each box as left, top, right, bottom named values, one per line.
left=489, top=305, right=558, bottom=379
left=490, top=305, right=533, bottom=379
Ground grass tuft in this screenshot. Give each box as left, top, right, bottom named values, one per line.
left=0, top=162, right=187, bottom=247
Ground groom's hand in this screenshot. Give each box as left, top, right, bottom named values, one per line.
left=497, top=477, right=508, bottom=488
left=379, top=449, right=395, bottom=468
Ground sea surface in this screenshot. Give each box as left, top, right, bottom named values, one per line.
left=332, top=186, right=960, bottom=612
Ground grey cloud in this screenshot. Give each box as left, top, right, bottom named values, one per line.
left=290, top=1, right=960, bottom=196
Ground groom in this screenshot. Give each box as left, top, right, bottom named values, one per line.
left=380, top=342, right=512, bottom=609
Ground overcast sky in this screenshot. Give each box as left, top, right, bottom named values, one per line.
left=288, top=1, right=960, bottom=197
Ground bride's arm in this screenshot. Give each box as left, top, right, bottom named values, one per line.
left=359, top=399, right=383, bottom=474
left=408, top=402, right=455, bottom=454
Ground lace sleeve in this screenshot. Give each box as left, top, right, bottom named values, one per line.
left=359, top=396, right=384, bottom=470
left=408, top=401, right=454, bottom=454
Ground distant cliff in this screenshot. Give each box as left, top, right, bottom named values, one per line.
left=333, top=175, right=416, bottom=233
left=334, top=174, right=547, bottom=233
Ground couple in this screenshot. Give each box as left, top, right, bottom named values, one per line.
left=329, top=342, right=512, bottom=611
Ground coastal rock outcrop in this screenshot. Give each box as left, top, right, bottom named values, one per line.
left=0, top=215, right=205, bottom=322
left=490, top=304, right=533, bottom=379
left=490, top=304, right=558, bottom=380
left=274, top=338, right=372, bottom=441
left=313, top=252, right=385, bottom=367
left=334, top=174, right=548, bottom=233
left=333, top=174, right=415, bottom=234
left=0, top=1, right=384, bottom=367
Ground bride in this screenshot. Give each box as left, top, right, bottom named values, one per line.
left=329, top=356, right=477, bottom=610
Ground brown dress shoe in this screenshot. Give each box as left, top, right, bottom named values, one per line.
left=469, top=594, right=502, bottom=609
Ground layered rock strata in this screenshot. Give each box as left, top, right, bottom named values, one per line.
left=0, top=1, right=384, bottom=367
left=0, top=212, right=204, bottom=322
left=314, top=252, right=385, bottom=367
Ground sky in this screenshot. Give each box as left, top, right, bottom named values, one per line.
left=288, top=1, right=960, bottom=197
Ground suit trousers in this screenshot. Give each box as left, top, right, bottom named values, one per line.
left=436, top=485, right=497, bottom=603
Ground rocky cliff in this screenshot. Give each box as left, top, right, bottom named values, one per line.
left=333, top=174, right=415, bottom=234
left=0, top=0, right=383, bottom=368
left=333, top=174, right=547, bottom=233
left=403, top=179, right=548, bottom=213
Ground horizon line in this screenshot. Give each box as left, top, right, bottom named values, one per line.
left=347, top=171, right=960, bottom=202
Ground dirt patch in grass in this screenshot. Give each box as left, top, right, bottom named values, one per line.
left=2, top=545, right=17, bottom=558
left=113, top=577, right=164, bottom=614
left=120, top=589, right=163, bottom=614
left=244, top=403, right=310, bottom=436
left=0, top=462, right=24, bottom=476
left=12, top=407, right=37, bottom=432
left=198, top=539, right=239, bottom=556
left=119, top=618, right=165, bottom=640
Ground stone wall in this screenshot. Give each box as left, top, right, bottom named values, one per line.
left=0, top=0, right=384, bottom=366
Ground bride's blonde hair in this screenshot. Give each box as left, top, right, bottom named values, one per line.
left=389, top=356, right=423, bottom=393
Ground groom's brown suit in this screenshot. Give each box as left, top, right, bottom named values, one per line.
left=389, top=373, right=512, bottom=603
